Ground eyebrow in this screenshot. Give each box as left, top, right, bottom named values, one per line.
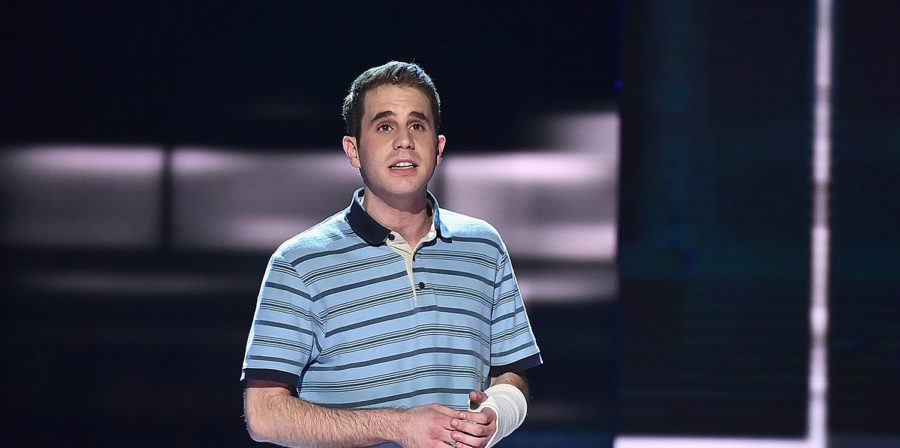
left=409, top=111, right=431, bottom=123
left=369, top=110, right=432, bottom=125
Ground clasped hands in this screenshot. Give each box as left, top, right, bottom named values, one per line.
left=401, top=390, right=497, bottom=448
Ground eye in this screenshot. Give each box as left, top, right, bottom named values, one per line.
left=377, top=123, right=393, bottom=132
left=410, top=123, right=426, bottom=131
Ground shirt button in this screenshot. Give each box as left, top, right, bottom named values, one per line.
left=387, top=234, right=395, bottom=241
left=417, top=282, right=425, bottom=290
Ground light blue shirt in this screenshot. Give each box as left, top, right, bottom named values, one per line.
left=242, top=189, right=542, bottom=412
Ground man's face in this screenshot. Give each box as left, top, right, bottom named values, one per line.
left=343, top=85, right=445, bottom=203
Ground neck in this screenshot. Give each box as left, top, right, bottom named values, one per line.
left=362, top=187, right=431, bottom=244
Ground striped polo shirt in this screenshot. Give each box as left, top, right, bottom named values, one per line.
left=241, top=188, right=542, bottom=411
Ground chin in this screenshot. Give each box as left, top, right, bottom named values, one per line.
left=384, top=183, right=428, bottom=198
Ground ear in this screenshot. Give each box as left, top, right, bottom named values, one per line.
left=342, top=136, right=361, bottom=168
left=436, top=134, right=446, bottom=165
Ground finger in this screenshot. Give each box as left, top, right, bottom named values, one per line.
left=443, top=428, right=459, bottom=445
left=457, top=406, right=496, bottom=425
left=452, top=429, right=490, bottom=448
left=449, top=439, right=476, bottom=448
left=448, top=441, right=475, bottom=448
left=451, top=417, right=494, bottom=438
left=430, top=404, right=462, bottom=418
left=457, top=411, right=486, bottom=425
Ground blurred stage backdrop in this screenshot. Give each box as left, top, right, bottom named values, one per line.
left=1, top=2, right=619, bottom=447
left=3, top=2, right=900, bottom=448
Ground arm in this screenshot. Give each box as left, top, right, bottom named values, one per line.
left=244, top=379, right=460, bottom=448
left=487, top=371, right=529, bottom=396
left=448, top=372, right=530, bottom=448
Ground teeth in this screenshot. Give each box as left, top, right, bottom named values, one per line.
left=392, top=162, right=414, bottom=168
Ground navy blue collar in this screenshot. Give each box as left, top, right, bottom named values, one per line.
left=345, top=188, right=451, bottom=246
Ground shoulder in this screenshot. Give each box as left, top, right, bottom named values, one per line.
left=439, top=208, right=507, bottom=252
left=440, top=208, right=501, bottom=237
left=272, top=209, right=356, bottom=261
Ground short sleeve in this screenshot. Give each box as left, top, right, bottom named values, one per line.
left=241, top=252, right=321, bottom=385
left=489, top=241, right=542, bottom=377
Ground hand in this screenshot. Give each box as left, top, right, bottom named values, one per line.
left=448, top=391, right=498, bottom=448
left=398, top=403, right=459, bottom=448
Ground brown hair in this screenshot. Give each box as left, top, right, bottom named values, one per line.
left=342, top=61, right=441, bottom=140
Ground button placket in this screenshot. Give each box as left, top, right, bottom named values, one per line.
left=386, top=232, right=419, bottom=304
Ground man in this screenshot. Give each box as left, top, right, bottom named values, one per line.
left=242, top=61, right=542, bottom=448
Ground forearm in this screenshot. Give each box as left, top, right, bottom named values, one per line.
left=244, top=386, right=402, bottom=448
left=488, top=371, right=529, bottom=400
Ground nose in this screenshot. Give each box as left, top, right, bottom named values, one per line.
left=395, top=128, right=415, bottom=150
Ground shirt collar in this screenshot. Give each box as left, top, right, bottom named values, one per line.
left=345, top=188, right=452, bottom=246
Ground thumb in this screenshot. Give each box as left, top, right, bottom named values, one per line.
left=480, top=405, right=498, bottom=422
left=468, top=390, right=488, bottom=409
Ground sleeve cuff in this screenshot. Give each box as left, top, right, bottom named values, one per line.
left=489, top=352, right=543, bottom=377
left=242, top=368, right=300, bottom=387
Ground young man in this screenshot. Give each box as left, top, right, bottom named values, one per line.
left=242, top=61, right=542, bottom=448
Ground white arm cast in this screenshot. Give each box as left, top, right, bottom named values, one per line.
left=469, top=383, right=528, bottom=447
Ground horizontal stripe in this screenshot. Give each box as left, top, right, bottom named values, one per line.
left=259, top=296, right=317, bottom=321
left=449, top=236, right=503, bottom=254
left=303, top=253, right=400, bottom=285
left=492, top=322, right=532, bottom=342
left=498, top=289, right=518, bottom=304
left=308, top=346, right=490, bottom=372
left=252, top=335, right=311, bottom=352
left=417, top=250, right=495, bottom=269
left=320, top=288, right=411, bottom=321
left=492, top=305, right=525, bottom=325
left=254, top=319, right=315, bottom=337
left=431, top=284, right=492, bottom=308
left=270, top=260, right=301, bottom=279
left=325, top=324, right=490, bottom=358
left=264, top=281, right=311, bottom=300
left=311, top=270, right=408, bottom=302
left=303, top=365, right=480, bottom=392
left=327, top=387, right=473, bottom=409
left=290, top=242, right=370, bottom=266
left=493, top=341, right=537, bottom=359
left=413, top=267, right=495, bottom=287
left=326, top=305, right=492, bottom=338
left=247, top=354, right=307, bottom=369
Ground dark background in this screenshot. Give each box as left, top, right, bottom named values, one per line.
left=2, top=2, right=619, bottom=148
left=620, top=0, right=812, bottom=436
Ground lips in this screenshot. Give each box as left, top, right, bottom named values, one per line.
left=389, top=160, right=417, bottom=169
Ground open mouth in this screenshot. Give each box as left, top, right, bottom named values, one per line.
left=390, top=161, right=417, bottom=170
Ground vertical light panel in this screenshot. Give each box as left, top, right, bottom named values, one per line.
left=808, top=0, right=834, bottom=447
left=617, top=1, right=834, bottom=447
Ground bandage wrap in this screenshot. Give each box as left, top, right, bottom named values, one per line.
left=469, top=384, right=528, bottom=447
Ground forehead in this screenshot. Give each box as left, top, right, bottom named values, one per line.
left=362, top=85, right=433, bottom=120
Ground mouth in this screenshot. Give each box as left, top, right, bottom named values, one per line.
left=389, top=161, right=417, bottom=170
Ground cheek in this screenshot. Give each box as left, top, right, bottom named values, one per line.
left=417, top=138, right=439, bottom=156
